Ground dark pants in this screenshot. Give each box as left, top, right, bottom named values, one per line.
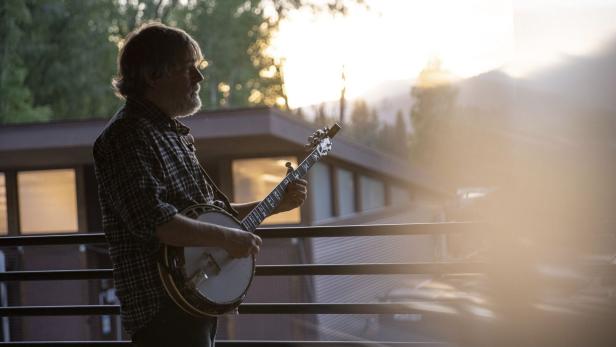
left=132, top=297, right=218, bottom=347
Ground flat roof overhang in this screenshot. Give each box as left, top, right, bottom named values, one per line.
left=0, top=107, right=438, bottom=189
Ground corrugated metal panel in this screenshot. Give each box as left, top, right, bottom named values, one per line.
left=310, top=235, right=437, bottom=341
left=308, top=204, right=446, bottom=341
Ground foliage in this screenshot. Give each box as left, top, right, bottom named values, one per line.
left=306, top=99, right=409, bottom=158
left=22, top=0, right=121, bottom=121
left=312, top=102, right=336, bottom=129
left=377, top=110, right=408, bottom=158
left=409, top=58, right=513, bottom=187
left=409, top=58, right=459, bottom=162
left=347, top=99, right=379, bottom=147
left=0, top=0, right=52, bottom=123
left=176, top=0, right=285, bottom=109
left=0, top=0, right=359, bottom=124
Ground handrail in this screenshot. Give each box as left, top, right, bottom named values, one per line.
left=0, top=303, right=454, bottom=316
left=0, top=221, right=611, bottom=346
left=0, top=222, right=481, bottom=246
left=0, top=263, right=489, bottom=281
left=2, top=263, right=612, bottom=281
left=0, top=341, right=448, bottom=346
left=0, top=222, right=483, bottom=345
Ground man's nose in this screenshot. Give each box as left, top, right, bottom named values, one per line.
left=191, top=66, right=204, bottom=83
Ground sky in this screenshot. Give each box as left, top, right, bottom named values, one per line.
left=268, top=0, right=616, bottom=109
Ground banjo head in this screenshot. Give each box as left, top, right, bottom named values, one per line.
left=159, top=204, right=256, bottom=316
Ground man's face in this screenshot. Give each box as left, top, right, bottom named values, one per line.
left=156, top=50, right=204, bottom=118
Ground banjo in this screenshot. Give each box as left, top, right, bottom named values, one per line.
left=158, top=123, right=341, bottom=317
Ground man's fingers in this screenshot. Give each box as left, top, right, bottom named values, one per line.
left=295, top=179, right=308, bottom=186
left=289, top=185, right=307, bottom=195
left=252, top=244, right=260, bottom=255
left=287, top=179, right=307, bottom=190
left=292, top=186, right=307, bottom=193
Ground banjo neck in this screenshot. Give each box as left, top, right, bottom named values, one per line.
left=240, top=146, right=323, bottom=232
left=159, top=124, right=340, bottom=318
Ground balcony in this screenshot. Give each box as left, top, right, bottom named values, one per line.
left=0, top=221, right=613, bottom=346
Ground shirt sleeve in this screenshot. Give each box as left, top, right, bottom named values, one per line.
left=96, top=127, right=178, bottom=245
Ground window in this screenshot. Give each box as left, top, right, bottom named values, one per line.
left=336, top=168, right=355, bottom=216
left=0, top=173, right=6, bottom=235
left=309, top=162, right=333, bottom=222
left=360, top=175, right=385, bottom=211
left=17, top=169, right=78, bottom=234
left=232, top=157, right=300, bottom=225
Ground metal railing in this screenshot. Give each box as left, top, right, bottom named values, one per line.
left=0, top=223, right=482, bottom=346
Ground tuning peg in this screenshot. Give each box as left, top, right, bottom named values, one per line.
left=327, top=123, right=342, bottom=138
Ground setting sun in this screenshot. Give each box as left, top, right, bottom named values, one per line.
left=269, top=0, right=616, bottom=109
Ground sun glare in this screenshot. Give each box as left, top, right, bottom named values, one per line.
left=270, top=0, right=616, bottom=109
left=270, top=0, right=516, bottom=108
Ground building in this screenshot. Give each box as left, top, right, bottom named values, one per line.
left=0, top=107, right=451, bottom=342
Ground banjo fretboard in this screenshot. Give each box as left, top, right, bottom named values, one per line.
left=240, top=148, right=323, bottom=232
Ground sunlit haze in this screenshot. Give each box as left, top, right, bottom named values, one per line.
left=269, top=0, right=616, bottom=108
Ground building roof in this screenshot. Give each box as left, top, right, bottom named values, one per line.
left=0, top=107, right=444, bottom=193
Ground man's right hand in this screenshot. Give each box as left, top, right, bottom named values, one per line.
left=222, top=228, right=262, bottom=258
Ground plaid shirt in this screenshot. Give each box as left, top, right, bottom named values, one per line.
left=93, top=98, right=234, bottom=335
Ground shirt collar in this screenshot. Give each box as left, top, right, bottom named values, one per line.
left=125, top=97, right=191, bottom=135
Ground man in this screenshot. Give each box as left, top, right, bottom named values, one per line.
left=93, top=22, right=307, bottom=346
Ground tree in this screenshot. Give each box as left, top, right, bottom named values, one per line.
left=1, top=0, right=361, bottom=124
left=177, top=0, right=284, bottom=109
left=174, top=0, right=360, bottom=109
left=348, top=99, right=379, bottom=147
left=409, top=58, right=458, bottom=161
left=0, top=0, right=51, bottom=123
left=312, top=102, right=336, bottom=129
left=377, top=109, right=409, bottom=157
left=409, top=58, right=512, bottom=187
left=21, top=0, right=121, bottom=121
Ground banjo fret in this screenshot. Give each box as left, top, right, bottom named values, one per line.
left=244, top=147, right=322, bottom=231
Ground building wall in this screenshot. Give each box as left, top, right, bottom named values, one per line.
left=19, top=246, right=90, bottom=341
left=0, top=145, right=447, bottom=342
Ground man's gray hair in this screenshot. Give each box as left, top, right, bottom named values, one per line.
left=112, top=22, right=203, bottom=99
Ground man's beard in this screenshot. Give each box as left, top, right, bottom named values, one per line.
left=174, top=89, right=202, bottom=118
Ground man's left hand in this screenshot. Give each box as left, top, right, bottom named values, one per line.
left=275, top=179, right=308, bottom=213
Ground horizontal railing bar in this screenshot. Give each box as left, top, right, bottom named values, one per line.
left=2, top=263, right=613, bottom=281
left=0, top=233, right=105, bottom=246
left=257, top=223, right=480, bottom=238
left=0, top=270, right=113, bottom=281
left=240, top=303, right=432, bottom=314
left=0, top=303, right=441, bottom=316
left=0, top=341, right=448, bottom=346
left=0, top=343, right=127, bottom=346
left=0, top=223, right=481, bottom=246
left=222, top=342, right=448, bottom=347
left=257, top=263, right=487, bottom=275
left=0, top=305, right=118, bottom=316
left=0, top=263, right=489, bottom=281
left=220, top=341, right=448, bottom=346
left=256, top=263, right=616, bottom=276
left=0, top=341, right=128, bottom=347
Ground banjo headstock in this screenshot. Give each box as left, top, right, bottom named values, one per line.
left=304, top=123, right=342, bottom=156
